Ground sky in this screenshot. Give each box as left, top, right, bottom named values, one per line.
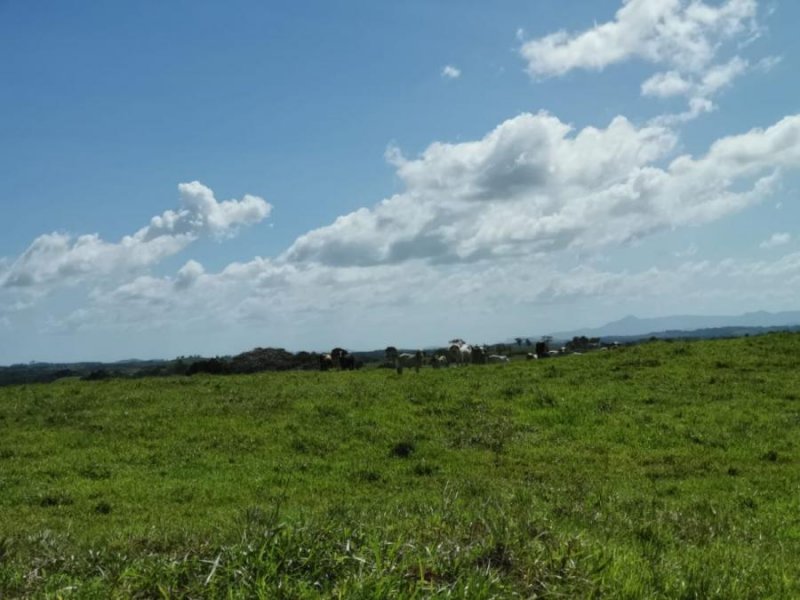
left=1, top=0, right=799, bottom=364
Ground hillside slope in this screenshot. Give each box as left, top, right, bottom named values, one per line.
left=1, top=333, right=798, bottom=597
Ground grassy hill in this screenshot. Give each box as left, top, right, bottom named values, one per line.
left=1, top=334, right=798, bottom=598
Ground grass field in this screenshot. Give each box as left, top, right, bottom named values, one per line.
left=1, top=334, right=799, bottom=598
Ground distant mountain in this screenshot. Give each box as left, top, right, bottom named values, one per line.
left=594, top=324, right=800, bottom=344
left=546, top=310, right=800, bottom=341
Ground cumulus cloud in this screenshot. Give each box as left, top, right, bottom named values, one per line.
left=282, top=112, right=800, bottom=267
left=174, top=259, right=205, bottom=289
left=441, top=65, right=461, bottom=79
left=172, top=182, right=270, bottom=239
left=52, top=247, right=800, bottom=351
left=0, top=182, right=270, bottom=291
left=760, top=232, right=791, bottom=249
left=642, top=56, right=748, bottom=99
left=641, top=70, right=693, bottom=98
left=520, top=0, right=758, bottom=77
left=521, top=0, right=763, bottom=121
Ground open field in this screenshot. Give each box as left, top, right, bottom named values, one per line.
left=1, top=334, right=799, bottom=598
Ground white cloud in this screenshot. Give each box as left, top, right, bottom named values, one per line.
left=643, top=56, right=749, bottom=99
left=673, top=243, right=698, bottom=258
left=174, top=181, right=270, bottom=239
left=0, top=182, right=270, bottom=291
left=698, top=56, right=749, bottom=96
left=282, top=112, right=800, bottom=267
left=175, top=259, right=205, bottom=290
left=755, top=55, right=782, bottom=72
left=520, top=0, right=758, bottom=77
left=760, top=232, right=791, bottom=249
left=641, top=71, right=693, bottom=98
left=7, top=105, right=800, bottom=356
left=50, top=247, right=800, bottom=352
left=441, top=65, right=461, bottom=79
left=521, top=0, right=762, bottom=122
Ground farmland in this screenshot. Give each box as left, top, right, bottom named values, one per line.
left=1, top=334, right=799, bottom=598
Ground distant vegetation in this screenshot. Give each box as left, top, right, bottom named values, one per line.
left=5, top=324, right=800, bottom=388
left=0, top=333, right=798, bottom=597
left=0, top=348, right=334, bottom=387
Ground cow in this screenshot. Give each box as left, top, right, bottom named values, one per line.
left=471, top=345, right=489, bottom=365
left=413, top=350, right=424, bottom=372
left=535, top=341, right=549, bottom=359
left=430, top=354, right=448, bottom=369
left=330, top=347, right=350, bottom=370
left=319, top=353, right=334, bottom=371
left=488, top=354, right=510, bottom=364
left=396, top=351, right=423, bottom=374
left=340, top=354, right=357, bottom=370
left=526, top=352, right=536, bottom=360
left=448, top=339, right=472, bottom=366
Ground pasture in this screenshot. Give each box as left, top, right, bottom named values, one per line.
left=0, top=334, right=799, bottom=598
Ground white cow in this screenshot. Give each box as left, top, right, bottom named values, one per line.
left=448, top=341, right=472, bottom=366
left=432, top=355, right=448, bottom=368
left=488, top=354, right=510, bottom=364
left=397, top=351, right=423, bottom=373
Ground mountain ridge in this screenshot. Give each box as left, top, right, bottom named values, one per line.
left=544, top=310, right=800, bottom=341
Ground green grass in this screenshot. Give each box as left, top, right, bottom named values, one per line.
left=1, top=333, right=799, bottom=598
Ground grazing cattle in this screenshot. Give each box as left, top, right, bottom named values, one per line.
left=431, top=354, right=447, bottom=368
left=526, top=352, right=536, bottom=360
left=471, top=345, right=489, bottom=365
left=447, top=344, right=460, bottom=365
left=396, top=351, right=423, bottom=374
left=330, top=347, right=350, bottom=370
left=414, top=350, right=424, bottom=372
left=448, top=340, right=472, bottom=366
left=488, top=354, right=510, bottom=364
left=319, top=353, right=334, bottom=371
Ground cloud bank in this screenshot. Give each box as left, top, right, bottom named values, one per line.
left=0, top=182, right=270, bottom=291
left=282, top=112, right=800, bottom=267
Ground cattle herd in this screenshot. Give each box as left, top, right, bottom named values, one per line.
left=318, top=339, right=556, bottom=373
left=318, top=347, right=357, bottom=371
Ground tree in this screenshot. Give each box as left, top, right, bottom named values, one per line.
left=515, top=337, right=523, bottom=347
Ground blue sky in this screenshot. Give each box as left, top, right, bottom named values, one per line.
left=1, top=0, right=799, bottom=363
